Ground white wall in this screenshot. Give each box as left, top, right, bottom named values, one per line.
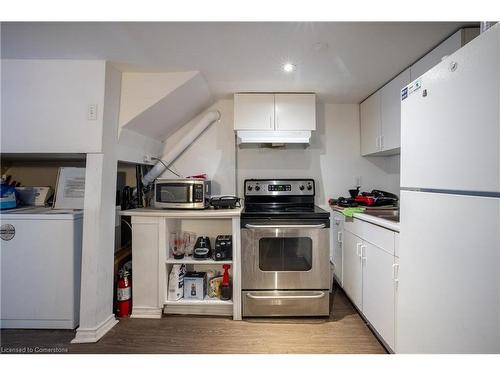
left=1, top=59, right=106, bottom=153
left=158, top=99, right=236, bottom=196
left=119, top=71, right=197, bottom=128
left=162, top=101, right=400, bottom=202
left=237, top=103, right=401, bottom=205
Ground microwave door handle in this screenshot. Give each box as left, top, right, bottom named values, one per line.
left=188, top=184, right=194, bottom=203
left=244, top=224, right=326, bottom=229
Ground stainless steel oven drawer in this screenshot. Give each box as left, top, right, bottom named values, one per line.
left=242, top=290, right=330, bottom=317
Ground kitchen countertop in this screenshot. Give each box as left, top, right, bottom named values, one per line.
left=330, top=205, right=400, bottom=232
left=120, top=207, right=242, bottom=218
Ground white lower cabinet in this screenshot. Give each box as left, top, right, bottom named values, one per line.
left=342, top=230, right=363, bottom=309
left=362, top=241, right=396, bottom=350
left=341, top=220, right=398, bottom=351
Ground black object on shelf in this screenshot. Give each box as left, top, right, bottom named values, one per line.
left=210, top=196, right=241, bottom=209
left=214, top=235, right=232, bottom=261
left=193, top=236, right=212, bottom=259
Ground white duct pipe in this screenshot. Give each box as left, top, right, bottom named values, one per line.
left=142, top=110, right=221, bottom=186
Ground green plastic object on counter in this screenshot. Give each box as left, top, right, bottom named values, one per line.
left=341, top=207, right=365, bottom=217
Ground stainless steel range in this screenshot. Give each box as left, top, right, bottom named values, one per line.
left=241, top=179, right=330, bottom=317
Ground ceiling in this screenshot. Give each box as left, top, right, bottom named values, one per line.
left=1, top=22, right=476, bottom=103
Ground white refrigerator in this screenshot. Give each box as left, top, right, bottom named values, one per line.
left=398, top=24, right=500, bottom=353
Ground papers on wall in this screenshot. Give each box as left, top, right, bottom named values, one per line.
left=54, top=167, right=86, bottom=209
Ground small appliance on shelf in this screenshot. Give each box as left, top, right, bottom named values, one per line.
left=214, top=235, right=232, bottom=261
left=193, top=236, right=212, bottom=259
left=209, top=196, right=241, bottom=209
left=154, top=178, right=211, bottom=209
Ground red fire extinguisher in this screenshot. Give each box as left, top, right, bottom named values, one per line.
left=117, top=270, right=132, bottom=317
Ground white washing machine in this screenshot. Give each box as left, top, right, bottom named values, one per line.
left=0, top=207, right=83, bottom=329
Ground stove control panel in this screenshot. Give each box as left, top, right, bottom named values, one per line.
left=244, top=179, right=315, bottom=196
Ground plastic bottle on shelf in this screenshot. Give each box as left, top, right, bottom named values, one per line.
left=220, top=264, right=232, bottom=300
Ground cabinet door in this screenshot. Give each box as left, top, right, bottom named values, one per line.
left=331, top=212, right=344, bottom=285
left=342, top=229, right=363, bottom=310
left=410, top=30, right=462, bottom=81
left=275, top=93, right=316, bottom=131
left=380, top=68, right=410, bottom=152
left=234, top=93, right=275, bottom=130
left=362, top=242, right=396, bottom=350
left=360, top=91, right=381, bottom=156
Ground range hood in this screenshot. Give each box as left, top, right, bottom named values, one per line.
left=237, top=130, right=312, bottom=144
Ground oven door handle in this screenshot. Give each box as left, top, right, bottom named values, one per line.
left=246, top=292, right=326, bottom=300
left=244, top=224, right=326, bottom=229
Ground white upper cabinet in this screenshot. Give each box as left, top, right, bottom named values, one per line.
left=234, top=93, right=316, bottom=138
left=234, top=93, right=275, bottom=131
left=275, top=94, right=316, bottom=131
left=410, top=28, right=479, bottom=81
left=380, top=68, right=411, bottom=152
left=360, top=27, right=478, bottom=157
left=361, top=69, right=410, bottom=156
left=360, top=91, right=381, bottom=156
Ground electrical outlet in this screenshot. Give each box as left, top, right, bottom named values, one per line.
left=354, top=176, right=362, bottom=187
left=87, top=104, right=98, bottom=121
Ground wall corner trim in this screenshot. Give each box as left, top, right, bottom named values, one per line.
left=71, top=314, right=118, bottom=344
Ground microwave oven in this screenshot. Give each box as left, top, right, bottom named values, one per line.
left=154, top=179, right=211, bottom=209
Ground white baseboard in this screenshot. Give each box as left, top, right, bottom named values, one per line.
left=163, top=304, right=232, bottom=316
left=71, top=314, right=118, bottom=344
left=131, top=306, right=162, bottom=319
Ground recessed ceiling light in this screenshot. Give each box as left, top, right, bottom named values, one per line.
left=282, top=63, right=296, bottom=73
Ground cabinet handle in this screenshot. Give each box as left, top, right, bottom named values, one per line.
left=356, top=243, right=362, bottom=258
left=375, top=136, right=380, bottom=149
left=380, top=135, right=384, bottom=150
left=361, top=244, right=367, bottom=263
left=337, top=232, right=342, bottom=243
left=392, top=263, right=399, bottom=283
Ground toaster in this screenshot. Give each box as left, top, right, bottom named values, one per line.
left=214, top=235, right=232, bottom=261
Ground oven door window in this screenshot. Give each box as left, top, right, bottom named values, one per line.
left=158, top=184, right=190, bottom=203
left=258, top=237, right=313, bottom=271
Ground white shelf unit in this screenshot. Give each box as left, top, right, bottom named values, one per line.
left=163, top=216, right=237, bottom=317
left=164, top=211, right=241, bottom=318
left=164, top=297, right=233, bottom=306
left=122, top=208, right=242, bottom=320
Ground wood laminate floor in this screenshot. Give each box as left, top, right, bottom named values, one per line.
left=0, top=286, right=386, bottom=354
